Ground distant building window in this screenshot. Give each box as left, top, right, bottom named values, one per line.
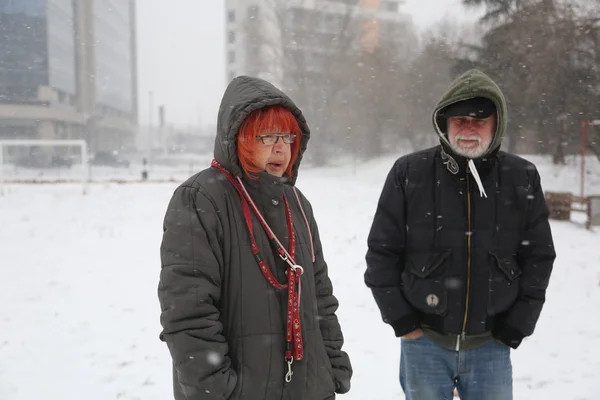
left=227, top=10, right=235, bottom=23
left=382, top=1, right=398, bottom=12
left=228, top=51, right=236, bottom=64
left=248, top=5, right=259, bottom=20
left=332, top=0, right=359, bottom=5
left=228, top=30, right=235, bottom=44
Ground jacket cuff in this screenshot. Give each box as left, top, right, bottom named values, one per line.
left=493, top=322, right=525, bottom=349
left=334, top=373, right=351, bottom=394
left=331, top=366, right=351, bottom=394
left=390, top=314, right=421, bottom=337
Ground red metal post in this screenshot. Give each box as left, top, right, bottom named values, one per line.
left=581, top=121, right=587, bottom=199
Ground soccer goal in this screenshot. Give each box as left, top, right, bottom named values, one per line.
left=0, top=139, right=90, bottom=195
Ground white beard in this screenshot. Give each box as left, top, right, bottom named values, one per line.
left=449, top=135, right=492, bottom=159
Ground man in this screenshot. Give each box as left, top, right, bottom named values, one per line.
left=364, top=69, right=555, bottom=399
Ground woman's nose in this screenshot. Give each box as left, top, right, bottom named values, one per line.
left=273, top=140, right=286, bottom=152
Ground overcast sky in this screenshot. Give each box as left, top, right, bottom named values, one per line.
left=136, top=0, right=482, bottom=129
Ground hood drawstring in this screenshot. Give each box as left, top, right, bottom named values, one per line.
left=468, top=159, right=487, bottom=198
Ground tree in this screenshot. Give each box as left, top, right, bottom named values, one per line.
left=401, top=20, right=482, bottom=151
left=351, top=15, right=420, bottom=158
left=240, top=0, right=420, bottom=164
left=463, top=0, right=532, bottom=23
left=459, top=0, right=600, bottom=161
left=250, top=0, right=362, bottom=166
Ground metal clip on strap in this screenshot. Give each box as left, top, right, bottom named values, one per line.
left=285, top=357, right=294, bottom=383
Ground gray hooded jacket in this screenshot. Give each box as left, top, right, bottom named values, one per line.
left=158, top=76, right=352, bottom=400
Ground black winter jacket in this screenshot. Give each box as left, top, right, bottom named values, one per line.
left=365, top=69, right=555, bottom=350
left=159, top=76, right=352, bottom=399
left=365, top=145, right=555, bottom=349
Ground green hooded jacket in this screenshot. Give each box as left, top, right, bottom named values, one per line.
left=433, top=69, right=508, bottom=159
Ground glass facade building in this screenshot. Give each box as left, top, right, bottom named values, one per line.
left=0, top=0, right=76, bottom=104
left=0, top=0, right=50, bottom=104
left=93, top=0, right=133, bottom=114
left=47, top=0, right=76, bottom=97
left=0, top=0, right=138, bottom=151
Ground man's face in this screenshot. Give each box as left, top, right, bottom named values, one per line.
left=447, top=113, right=496, bottom=158
left=252, top=130, right=294, bottom=177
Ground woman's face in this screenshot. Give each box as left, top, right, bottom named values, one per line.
left=251, top=130, right=295, bottom=177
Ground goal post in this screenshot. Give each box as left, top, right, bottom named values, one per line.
left=0, top=139, right=90, bottom=195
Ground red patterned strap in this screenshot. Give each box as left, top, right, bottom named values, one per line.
left=211, top=160, right=304, bottom=377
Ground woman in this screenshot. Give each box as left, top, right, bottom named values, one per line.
left=158, top=76, right=352, bottom=400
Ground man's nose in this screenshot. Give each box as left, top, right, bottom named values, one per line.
left=463, top=121, right=477, bottom=134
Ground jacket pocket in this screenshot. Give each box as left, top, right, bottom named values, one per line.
left=402, top=251, right=451, bottom=315
left=312, top=333, right=337, bottom=397
left=488, top=252, right=521, bottom=315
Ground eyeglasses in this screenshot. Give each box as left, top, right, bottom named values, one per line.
left=256, top=134, right=297, bottom=145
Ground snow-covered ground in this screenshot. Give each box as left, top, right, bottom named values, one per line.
left=0, top=153, right=599, bottom=399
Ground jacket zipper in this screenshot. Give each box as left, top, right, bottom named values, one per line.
left=457, top=168, right=473, bottom=351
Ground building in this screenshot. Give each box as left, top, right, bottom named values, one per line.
left=0, top=0, right=138, bottom=158
left=76, top=0, right=138, bottom=152
left=224, top=0, right=409, bottom=86
left=223, top=0, right=414, bottom=164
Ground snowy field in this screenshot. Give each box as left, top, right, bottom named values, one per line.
left=1, top=153, right=599, bottom=399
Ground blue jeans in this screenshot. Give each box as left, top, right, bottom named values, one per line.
left=400, top=334, right=512, bottom=400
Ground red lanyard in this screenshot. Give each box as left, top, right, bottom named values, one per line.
left=211, top=160, right=304, bottom=381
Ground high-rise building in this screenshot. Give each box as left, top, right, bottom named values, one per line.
left=224, top=0, right=408, bottom=86
left=0, top=0, right=138, bottom=154
left=224, top=0, right=414, bottom=164
left=75, top=0, right=138, bottom=151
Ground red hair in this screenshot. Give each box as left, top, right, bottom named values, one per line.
left=237, top=105, right=302, bottom=179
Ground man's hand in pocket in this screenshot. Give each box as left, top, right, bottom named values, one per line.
left=402, top=329, right=424, bottom=340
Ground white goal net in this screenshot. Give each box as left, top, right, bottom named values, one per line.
left=0, top=139, right=90, bottom=194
